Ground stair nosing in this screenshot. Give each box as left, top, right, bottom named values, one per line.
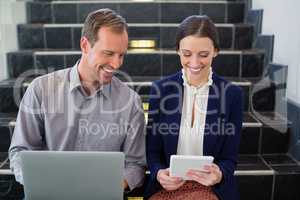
left=234, top=170, right=274, bottom=176
left=242, top=122, right=263, bottom=127
left=144, top=169, right=275, bottom=176
left=51, top=1, right=231, bottom=5
left=0, top=169, right=13, bottom=175
left=42, top=23, right=237, bottom=28
left=124, top=81, right=252, bottom=87
left=33, top=50, right=245, bottom=55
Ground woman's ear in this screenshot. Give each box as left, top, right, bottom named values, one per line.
left=80, top=37, right=90, bottom=54
left=213, top=49, right=219, bottom=58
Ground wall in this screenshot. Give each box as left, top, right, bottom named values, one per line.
left=252, top=0, right=300, bottom=159
left=252, top=0, right=300, bottom=104
left=0, top=0, right=26, bottom=81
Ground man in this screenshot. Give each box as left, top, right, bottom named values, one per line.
left=9, top=8, right=145, bottom=191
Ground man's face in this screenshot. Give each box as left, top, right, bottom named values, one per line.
left=81, top=26, right=128, bottom=85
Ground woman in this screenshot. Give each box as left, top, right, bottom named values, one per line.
left=145, top=15, right=243, bottom=200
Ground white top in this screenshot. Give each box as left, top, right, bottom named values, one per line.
left=177, top=68, right=213, bottom=155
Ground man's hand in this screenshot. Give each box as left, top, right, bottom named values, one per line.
left=186, top=163, right=223, bottom=186
left=123, top=179, right=129, bottom=189
left=157, top=168, right=185, bottom=191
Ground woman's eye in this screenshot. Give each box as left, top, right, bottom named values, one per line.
left=199, top=54, right=209, bottom=58
left=183, top=54, right=191, bottom=57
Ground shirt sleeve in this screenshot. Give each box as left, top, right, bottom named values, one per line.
left=9, top=79, right=45, bottom=185
left=122, top=94, right=146, bottom=190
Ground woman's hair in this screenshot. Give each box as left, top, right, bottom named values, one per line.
left=175, top=15, right=220, bottom=51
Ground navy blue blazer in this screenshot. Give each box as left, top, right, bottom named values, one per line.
left=145, top=71, right=243, bottom=200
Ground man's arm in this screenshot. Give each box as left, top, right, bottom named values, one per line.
left=9, top=79, right=45, bottom=184
left=122, top=95, right=146, bottom=190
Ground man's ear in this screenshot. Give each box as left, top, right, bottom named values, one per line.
left=80, top=37, right=90, bottom=54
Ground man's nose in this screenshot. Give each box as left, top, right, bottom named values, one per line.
left=110, top=55, right=123, bottom=69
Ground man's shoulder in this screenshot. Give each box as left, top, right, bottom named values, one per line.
left=30, top=68, right=72, bottom=90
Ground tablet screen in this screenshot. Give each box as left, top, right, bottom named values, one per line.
left=170, top=155, right=214, bottom=180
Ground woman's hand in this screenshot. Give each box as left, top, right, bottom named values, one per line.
left=157, top=168, right=185, bottom=191
left=186, top=163, right=223, bottom=186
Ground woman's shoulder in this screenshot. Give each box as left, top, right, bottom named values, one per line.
left=212, top=73, right=243, bottom=95
left=153, top=71, right=182, bottom=86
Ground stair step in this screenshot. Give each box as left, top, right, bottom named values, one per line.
left=0, top=113, right=16, bottom=152
left=0, top=74, right=277, bottom=114
left=26, top=1, right=245, bottom=24
left=237, top=154, right=300, bottom=200
left=18, top=23, right=254, bottom=50
left=0, top=111, right=290, bottom=155
left=1, top=153, right=299, bottom=200
left=7, top=49, right=265, bottom=79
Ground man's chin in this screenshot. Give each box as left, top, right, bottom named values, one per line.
left=100, top=76, right=113, bottom=85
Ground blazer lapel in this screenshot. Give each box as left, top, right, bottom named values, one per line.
left=166, top=72, right=184, bottom=156
left=203, top=73, right=220, bottom=155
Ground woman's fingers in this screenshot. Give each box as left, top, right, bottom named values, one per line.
left=161, top=180, right=186, bottom=191
left=158, top=169, right=182, bottom=183
left=186, top=165, right=223, bottom=186
left=157, top=168, right=185, bottom=190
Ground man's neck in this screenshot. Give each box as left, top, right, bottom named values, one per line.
left=77, top=59, right=101, bottom=96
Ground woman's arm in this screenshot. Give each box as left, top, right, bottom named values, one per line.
left=146, top=82, right=166, bottom=180
left=215, top=85, right=244, bottom=187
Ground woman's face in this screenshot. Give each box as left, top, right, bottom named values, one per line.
left=178, top=35, right=218, bottom=83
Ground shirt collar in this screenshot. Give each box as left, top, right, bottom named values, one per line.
left=69, top=62, right=82, bottom=92
left=69, top=63, right=110, bottom=99
left=181, top=67, right=213, bottom=89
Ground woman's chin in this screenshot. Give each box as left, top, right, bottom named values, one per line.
left=187, top=67, right=202, bottom=75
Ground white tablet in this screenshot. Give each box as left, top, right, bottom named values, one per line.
left=170, top=155, right=214, bottom=180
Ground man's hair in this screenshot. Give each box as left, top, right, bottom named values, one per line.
left=81, top=8, right=128, bottom=47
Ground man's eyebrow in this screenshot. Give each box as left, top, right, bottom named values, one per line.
left=102, top=50, right=114, bottom=54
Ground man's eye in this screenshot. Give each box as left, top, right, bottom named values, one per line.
left=183, top=54, right=191, bottom=57
left=103, top=51, right=113, bottom=56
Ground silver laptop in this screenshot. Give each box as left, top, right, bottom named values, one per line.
left=20, top=151, right=124, bottom=200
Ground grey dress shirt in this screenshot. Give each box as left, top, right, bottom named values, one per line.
left=9, top=64, right=146, bottom=190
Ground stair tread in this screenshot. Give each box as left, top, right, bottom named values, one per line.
left=2, top=153, right=299, bottom=176
left=251, top=112, right=291, bottom=127
left=9, top=49, right=265, bottom=54
left=19, top=23, right=254, bottom=27
left=33, top=0, right=241, bottom=4
left=0, top=112, right=266, bottom=128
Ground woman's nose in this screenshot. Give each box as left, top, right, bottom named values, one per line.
left=189, top=55, right=200, bottom=67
